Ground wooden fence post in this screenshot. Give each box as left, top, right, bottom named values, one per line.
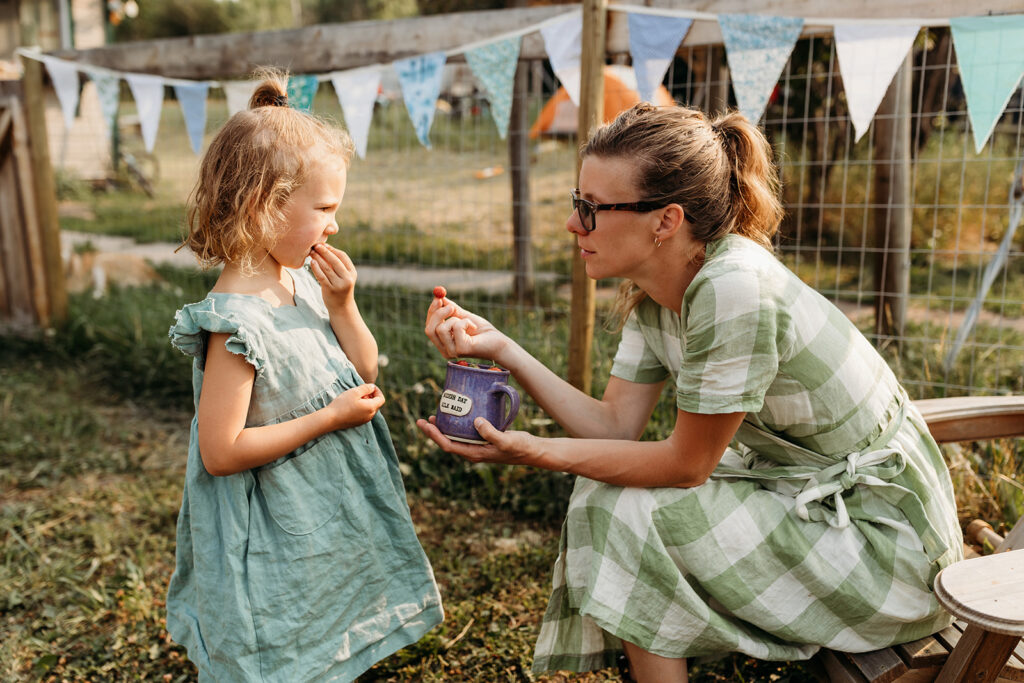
left=19, top=54, right=67, bottom=326
left=510, top=59, right=533, bottom=304
left=568, top=0, right=607, bottom=393
left=872, top=52, right=913, bottom=345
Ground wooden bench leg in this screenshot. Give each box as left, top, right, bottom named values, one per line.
left=934, top=624, right=1021, bottom=683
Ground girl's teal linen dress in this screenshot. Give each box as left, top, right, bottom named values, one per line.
left=166, top=268, right=442, bottom=682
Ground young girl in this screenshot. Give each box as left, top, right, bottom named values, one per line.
left=419, top=103, right=962, bottom=682
left=166, top=71, right=442, bottom=682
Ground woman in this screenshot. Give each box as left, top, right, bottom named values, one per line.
left=417, top=103, right=962, bottom=682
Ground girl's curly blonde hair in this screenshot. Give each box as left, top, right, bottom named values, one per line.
left=181, top=68, right=354, bottom=275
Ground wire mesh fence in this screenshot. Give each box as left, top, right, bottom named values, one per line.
left=49, top=27, right=1024, bottom=402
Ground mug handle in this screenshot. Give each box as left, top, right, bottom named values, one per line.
left=491, top=383, right=520, bottom=431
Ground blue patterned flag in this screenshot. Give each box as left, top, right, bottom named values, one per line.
left=287, top=74, right=319, bottom=112
left=465, top=36, right=522, bottom=139
left=330, top=67, right=382, bottom=159
left=834, top=24, right=919, bottom=143
left=87, top=70, right=121, bottom=138
left=950, top=15, right=1024, bottom=153
left=627, top=13, right=691, bottom=105
left=394, top=51, right=447, bottom=148
left=719, top=13, right=804, bottom=123
left=174, top=82, right=209, bottom=155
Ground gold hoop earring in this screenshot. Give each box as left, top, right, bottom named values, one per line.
left=654, top=237, right=662, bottom=248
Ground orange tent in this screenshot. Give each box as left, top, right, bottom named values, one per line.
left=529, top=65, right=675, bottom=138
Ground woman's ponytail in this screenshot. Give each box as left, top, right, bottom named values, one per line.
left=711, top=112, right=784, bottom=251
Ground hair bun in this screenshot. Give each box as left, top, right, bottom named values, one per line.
left=248, top=81, right=289, bottom=109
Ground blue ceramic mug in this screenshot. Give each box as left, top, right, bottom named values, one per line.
left=436, top=360, right=520, bottom=444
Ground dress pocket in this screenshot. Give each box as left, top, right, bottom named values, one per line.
left=256, top=438, right=344, bottom=535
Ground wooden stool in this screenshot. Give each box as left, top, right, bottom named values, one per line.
left=933, top=549, right=1024, bottom=683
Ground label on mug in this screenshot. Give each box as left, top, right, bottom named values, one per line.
left=439, top=389, right=473, bottom=416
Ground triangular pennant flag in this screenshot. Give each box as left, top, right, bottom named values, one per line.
left=393, top=51, right=447, bottom=149
left=950, top=15, right=1024, bottom=153
left=331, top=67, right=382, bottom=159
left=627, top=13, right=692, bottom=104
left=223, top=80, right=257, bottom=116
left=540, top=12, right=583, bottom=105
left=173, top=82, right=209, bottom=155
left=465, top=36, right=522, bottom=139
left=719, top=13, right=804, bottom=123
left=287, top=74, right=319, bottom=112
left=125, top=73, right=164, bottom=153
left=834, top=24, right=920, bottom=143
left=41, top=56, right=81, bottom=130
left=87, top=70, right=121, bottom=137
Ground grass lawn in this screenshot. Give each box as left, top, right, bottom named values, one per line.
left=1, top=350, right=823, bottom=682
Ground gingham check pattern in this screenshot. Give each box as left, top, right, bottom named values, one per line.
left=532, top=236, right=962, bottom=672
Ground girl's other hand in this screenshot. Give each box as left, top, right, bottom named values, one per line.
left=310, top=243, right=357, bottom=310
left=424, top=295, right=508, bottom=361
left=326, top=383, right=384, bottom=430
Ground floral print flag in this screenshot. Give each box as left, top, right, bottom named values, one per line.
left=394, top=51, right=447, bottom=149
left=465, top=36, right=522, bottom=139
left=719, top=13, right=804, bottom=124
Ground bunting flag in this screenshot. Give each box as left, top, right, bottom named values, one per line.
left=394, top=51, right=447, bottom=148
left=125, top=73, right=164, bottom=152
left=41, top=55, right=81, bottom=129
left=223, top=80, right=257, bottom=116
left=627, top=13, right=692, bottom=104
left=287, top=74, right=319, bottom=111
left=540, top=12, right=583, bottom=105
left=465, top=36, right=522, bottom=139
left=719, top=13, right=804, bottom=124
left=330, top=67, right=382, bottom=159
left=174, top=82, right=209, bottom=155
left=87, top=70, right=121, bottom=137
left=949, top=15, right=1024, bottom=153
left=834, top=24, right=920, bottom=143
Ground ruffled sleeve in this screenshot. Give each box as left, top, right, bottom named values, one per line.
left=168, top=298, right=265, bottom=373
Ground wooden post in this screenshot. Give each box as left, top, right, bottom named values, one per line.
left=872, top=52, right=912, bottom=343
left=568, top=0, right=607, bottom=393
left=19, top=54, right=68, bottom=325
left=510, top=59, right=533, bottom=304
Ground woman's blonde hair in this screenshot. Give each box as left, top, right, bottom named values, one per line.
left=182, top=68, right=355, bottom=274
left=581, top=102, right=784, bottom=323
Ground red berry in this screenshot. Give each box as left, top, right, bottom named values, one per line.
left=456, top=360, right=470, bottom=366
left=433, top=286, right=447, bottom=299
left=488, top=366, right=503, bottom=371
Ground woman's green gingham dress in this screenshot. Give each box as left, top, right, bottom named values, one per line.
left=532, top=235, right=963, bottom=672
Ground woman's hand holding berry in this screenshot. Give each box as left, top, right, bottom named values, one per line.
left=425, top=295, right=509, bottom=362
left=326, top=384, right=385, bottom=430
left=310, top=243, right=357, bottom=311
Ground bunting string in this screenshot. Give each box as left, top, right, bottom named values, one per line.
left=13, top=2, right=1024, bottom=156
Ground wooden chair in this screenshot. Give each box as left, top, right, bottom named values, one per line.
left=816, top=395, right=1024, bottom=683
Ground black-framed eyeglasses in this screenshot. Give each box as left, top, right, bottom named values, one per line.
left=569, top=189, right=668, bottom=232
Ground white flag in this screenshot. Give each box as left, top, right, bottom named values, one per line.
left=41, top=56, right=80, bottom=130
left=834, top=24, right=920, bottom=142
left=540, top=12, right=583, bottom=105
left=331, top=67, right=382, bottom=159
left=125, top=73, right=164, bottom=152
left=223, top=80, right=258, bottom=116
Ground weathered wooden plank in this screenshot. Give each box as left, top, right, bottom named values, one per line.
left=914, top=397, right=1024, bottom=443
left=896, top=635, right=949, bottom=668
left=846, top=649, right=909, bottom=683
left=48, top=6, right=569, bottom=79
left=935, top=625, right=1021, bottom=683
left=817, top=649, right=868, bottom=683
